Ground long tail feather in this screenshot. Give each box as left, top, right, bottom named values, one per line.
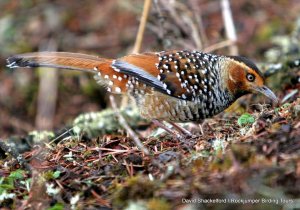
left=6, top=52, right=112, bottom=73
left=6, top=51, right=131, bottom=94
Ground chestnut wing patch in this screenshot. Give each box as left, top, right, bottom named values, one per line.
left=112, top=51, right=219, bottom=101
left=112, top=60, right=168, bottom=94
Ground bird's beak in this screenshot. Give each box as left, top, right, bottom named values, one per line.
left=254, top=86, right=278, bottom=104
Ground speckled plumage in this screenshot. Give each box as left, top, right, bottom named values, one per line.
left=6, top=50, right=277, bottom=124
left=110, top=50, right=235, bottom=122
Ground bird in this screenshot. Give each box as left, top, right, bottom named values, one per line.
left=6, top=50, right=278, bottom=136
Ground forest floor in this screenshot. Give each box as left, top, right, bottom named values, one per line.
left=0, top=91, right=299, bottom=210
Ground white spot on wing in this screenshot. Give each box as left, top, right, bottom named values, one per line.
left=112, top=60, right=120, bottom=72
left=115, top=87, right=121, bottom=93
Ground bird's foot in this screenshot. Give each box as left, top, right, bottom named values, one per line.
left=152, top=119, right=181, bottom=138
left=168, top=122, right=193, bottom=137
left=152, top=120, right=194, bottom=140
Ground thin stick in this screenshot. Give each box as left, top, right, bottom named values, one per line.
left=123, top=0, right=152, bottom=107
left=182, top=15, right=202, bottom=49
left=132, top=0, right=152, bottom=54
left=193, top=8, right=208, bottom=47
left=187, top=0, right=204, bottom=49
left=204, top=39, right=234, bottom=53
left=48, top=127, right=74, bottom=145
left=109, top=95, right=149, bottom=155
left=220, top=0, right=238, bottom=55
left=35, top=39, right=58, bottom=130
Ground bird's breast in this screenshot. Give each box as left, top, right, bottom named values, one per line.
left=131, top=88, right=234, bottom=122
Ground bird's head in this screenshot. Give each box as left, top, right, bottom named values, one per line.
left=225, top=56, right=278, bottom=103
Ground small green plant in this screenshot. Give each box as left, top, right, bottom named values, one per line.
left=281, top=103, right=291, bottom=109
left=237, top=113, right=255, bottom=126
left=44, top=170, right=61, bottom=180
left=47, top=203, right=64, bottom=210
left=0, top=169, right=26, bottom=192
left=0, top=169, right=27, bottom=203
left=8, top=169, right=25, bottom=180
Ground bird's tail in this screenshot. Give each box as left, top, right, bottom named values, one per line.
left=6, top=52, right=129, bottom=93
left=6, top=52, right=112, bottom=73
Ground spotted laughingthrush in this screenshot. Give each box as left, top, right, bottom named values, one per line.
left=7, top=50, right=278, bottom=136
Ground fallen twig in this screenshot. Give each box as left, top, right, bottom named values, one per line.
left=204, top=40, right=234, bottom=53
left=91, top=189, right=111, bottom=207
left=109, top=95, right=150, bottom=155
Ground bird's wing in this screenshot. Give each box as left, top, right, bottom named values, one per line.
left=114, top=50, right=216, bottom=101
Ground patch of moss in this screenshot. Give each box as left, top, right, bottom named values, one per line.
left=112, top=175, right=158, bottom=208
left=73, top=107, right=149, bottom=138
left=47, top=202, right=64, bottom=210
left=147, top=198, right=171, bottom=210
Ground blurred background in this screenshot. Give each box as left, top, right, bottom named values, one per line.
left=0, top=0, right=299, bottom=137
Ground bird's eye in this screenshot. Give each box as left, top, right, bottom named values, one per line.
left=246, top=73, right=255, bottom=82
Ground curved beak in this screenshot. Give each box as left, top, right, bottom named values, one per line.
left=255, top=86, right=278, bottom=104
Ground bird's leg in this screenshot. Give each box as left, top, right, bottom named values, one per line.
left=197, top=120, right=205, bottom=135
left=168, top=122, right=192, bottom=137
left=152, top=119, right=181, bottom=138
left=199, top=124, right=204, bottom=135
left=198, top=120, right=213, bottom=135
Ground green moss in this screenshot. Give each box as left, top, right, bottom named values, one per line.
left=112, top=176, right=158, bottom=208
left=231, top=144, right=257, bottom=164
left=147, top=198, right=171, bottom=210
left=209, top=154, right=233, bottom=172
left=47, top=203, right=64, bottom=210
left=73, top=107, right=149, bottom=138
left=28, top=131, right=55, bottom=143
